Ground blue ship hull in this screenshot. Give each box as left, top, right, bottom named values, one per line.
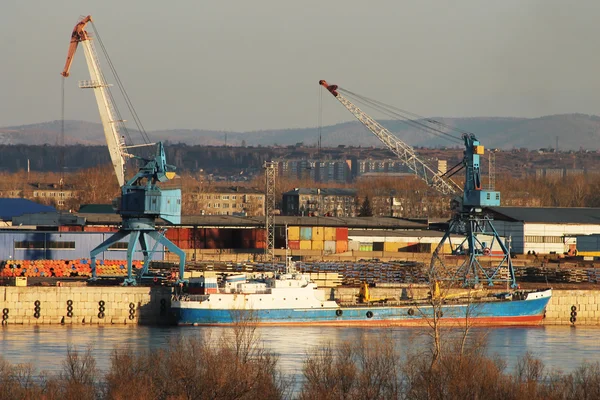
left=172, top=290, right=551, bottom=327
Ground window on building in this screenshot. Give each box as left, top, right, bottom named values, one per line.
left=14, top=241, right=76, bottom=250
left=108, top=242, right=128, bottom=250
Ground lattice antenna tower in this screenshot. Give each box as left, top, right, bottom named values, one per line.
left=488, top=151, right=496, bottom=190
left=264, top=161, right=277, bottom=262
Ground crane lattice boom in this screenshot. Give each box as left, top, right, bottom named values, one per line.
left=319, top=80, right=461, bottom=196
left=61, top=15, right=128, bottom=187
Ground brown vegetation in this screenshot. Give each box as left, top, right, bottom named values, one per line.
left=6, top=164, right=600, bottom=216
left=1, top=316, right=600, bottom=400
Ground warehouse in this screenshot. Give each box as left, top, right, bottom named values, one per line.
left=487, top=207, right=600, bottom=255
left=0, top=231, right=164, bottom=261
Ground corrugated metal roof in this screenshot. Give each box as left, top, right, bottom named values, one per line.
left=0, top=198, right=56, bottom=221
left=76, top=213, right=427, bottom=230
left=487, top=207, right=600, bottom=224
left=349, top=229, right=445, bottom=238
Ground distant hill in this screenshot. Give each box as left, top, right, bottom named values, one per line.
left=2, top=114, right=600, bottom=150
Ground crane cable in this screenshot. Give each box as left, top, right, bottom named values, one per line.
left=90, top=22, right=151, bottom=146
left=340, top=88, right=462, bottom=144
left=60, top=77, right=65, bottom=202
left=318, top=86, right=322, bottom=156
left=338, top=87, right=465, bottom=145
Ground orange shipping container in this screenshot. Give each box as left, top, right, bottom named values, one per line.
left=288, top=240, right=300, bottom=250
left=336, top=240, right=348, bottom=253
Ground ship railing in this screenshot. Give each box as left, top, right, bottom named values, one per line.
left=172, top=294, right=209, bottom=302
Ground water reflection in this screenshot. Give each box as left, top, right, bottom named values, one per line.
left=0, top=325, right=598, bottom=375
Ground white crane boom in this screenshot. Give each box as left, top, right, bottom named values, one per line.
left=319, top=80, right=461, bottom=196
left=61, top=15, right=127, bottom=187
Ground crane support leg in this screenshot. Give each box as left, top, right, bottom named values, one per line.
left=147, top=230, right=187, bottom=285
left=430, top=214, right=517, bottom=289
left=90, top=231, right=128, bottom=280
left=123, top=231, right=141, bottom=286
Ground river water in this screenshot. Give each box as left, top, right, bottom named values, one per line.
left=0, top=325, right=597, bottom=377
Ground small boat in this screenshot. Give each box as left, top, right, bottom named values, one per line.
left=170, top=261, right=552, bottom=327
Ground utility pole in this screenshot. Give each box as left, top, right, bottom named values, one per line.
left=264, top=161, right=276, bottom=263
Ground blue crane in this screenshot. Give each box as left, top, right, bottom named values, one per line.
left=61, top=16, right=186, bottom=285
left=320, top=80, right=516, bottom=288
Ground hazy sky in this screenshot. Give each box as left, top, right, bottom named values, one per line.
left=2, top=0, right=600, bottom=132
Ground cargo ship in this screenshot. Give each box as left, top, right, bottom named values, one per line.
left=170, top=264, right=552, bottom=326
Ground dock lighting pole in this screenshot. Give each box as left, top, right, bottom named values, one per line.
left=264, top=161, right=276, bottom=264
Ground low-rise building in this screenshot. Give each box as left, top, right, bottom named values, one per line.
left=28, top=182, right=77, bottom=207
left=188, top=186, right=265, bottom=216
left=282, top=188, right=357, bottom=217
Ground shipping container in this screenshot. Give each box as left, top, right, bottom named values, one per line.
left=288, top=226, right=300, bottom=241
left=300, top=240, right=312, bottom=250
left=255, top=229, right=266, bottom=242
left=288, top=240, right=300, bottom=250
left=324, top=240, right=336, bottom=253
left=312, top=240, right=324, bottom=250
left=178, top=239, right=193, bottom=250
left=373, top=242, right=384, bottom=252
left=275, top=226, right=287, bottom=240
left=336, top=240, right=348, bottom=253
left=324, top=227, right=336, bottom=241
left=300, top=227, right=312, bottom=241
left=336, top=227, right=349, bottom=241
left=359, top=242, right=373, bottom=252
left=384, top=242, right=401, bottom=252
left=348, top=240, right=359, bottom=251
left=179, top=228, right=191, bottom=241
left=418, top=243, right=433, bottom=253
left=312, top=227, right=324, bottom=241
left=165, top=229, right=179, bottom=241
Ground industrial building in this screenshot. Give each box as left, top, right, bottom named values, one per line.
left=5, top=196, right=600, bottom=259
left=488, top=207, right=600, bottom=255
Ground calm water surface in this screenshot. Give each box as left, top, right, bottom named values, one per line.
left=0, top=325, right=598, bottom=376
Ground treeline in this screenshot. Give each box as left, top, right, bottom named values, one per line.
left=0, top=145, right=282, bottom=174
left=10, top=167, right=600, bottom=216
left=1, top=326, right=599, bottom=399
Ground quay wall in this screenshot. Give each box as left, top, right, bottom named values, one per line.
left=0, top=286, right=599, bottom=326
left=0, top=286, right=172, bottom=325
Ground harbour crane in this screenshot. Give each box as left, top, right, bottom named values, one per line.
left=61, top=15, right=186, bottom=285
left=320, top=80, right=516, bottom=288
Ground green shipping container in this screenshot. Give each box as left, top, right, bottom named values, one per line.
left=300, top=227, right=312, bottom=241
